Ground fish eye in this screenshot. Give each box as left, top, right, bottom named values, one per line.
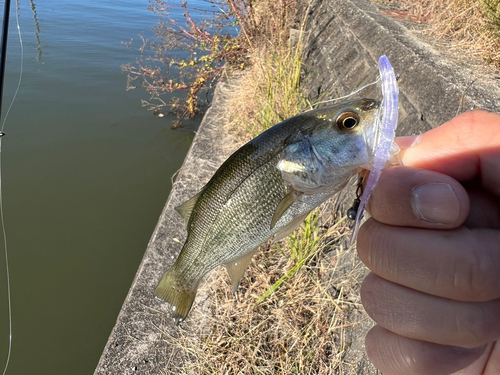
left=336, top=111, right=360, bottom=131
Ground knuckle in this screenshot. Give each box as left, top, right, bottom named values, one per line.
left=457, top=246, right=500, bottom=301
left=457, top=302, right=500, bottom=347
left=360, top=274, right=391, bottom=323
left=358, top=220, right=396, bottom=275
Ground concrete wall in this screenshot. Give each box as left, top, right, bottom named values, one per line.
left=301, top=0, right=499, bottom=130
left=94, top=0, right=500, bottom=373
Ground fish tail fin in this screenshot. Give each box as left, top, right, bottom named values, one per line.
left=155, top=269, right=197, bottom=325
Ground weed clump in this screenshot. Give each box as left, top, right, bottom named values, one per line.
left=123, top=0, right=302, bottom=128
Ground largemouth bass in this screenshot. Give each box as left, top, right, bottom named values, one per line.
left=156, top=98, right=380, bottom=323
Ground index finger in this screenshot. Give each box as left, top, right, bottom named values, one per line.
left=400, top=110, right=500, bottom=196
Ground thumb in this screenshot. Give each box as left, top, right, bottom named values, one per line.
left=396, top=110, right=500, bottom=196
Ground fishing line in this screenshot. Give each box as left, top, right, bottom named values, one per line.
left=0, top=0, right=23, bottom=374
left=311, top=76, right=381, bottom=109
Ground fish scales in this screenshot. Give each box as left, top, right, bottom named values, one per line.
left=177, top=144, right=303, bottom=280
left=155, top=98, right=381, bottom=323
left=176, top=113, right=323, bottom=277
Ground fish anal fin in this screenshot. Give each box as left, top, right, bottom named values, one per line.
left=175, top=187, right=206, bottom=227
left=155, top=268, right=197, bottom=325
left=271, top=189, right=298, bottom=229
left=273, top=211, right=310, bottom=243
left=225, top=249, right=258, bottom=293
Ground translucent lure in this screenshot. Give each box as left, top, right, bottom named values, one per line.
left=350, top=55, right=399, bottom=245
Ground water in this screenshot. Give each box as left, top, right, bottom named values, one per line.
left=0, top=1, right=202, bottom=373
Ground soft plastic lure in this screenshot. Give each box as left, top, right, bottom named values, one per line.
left=350, top=55, right=399, bottom=246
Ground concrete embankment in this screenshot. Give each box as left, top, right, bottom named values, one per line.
left=95, top=0, right=500, bottom=373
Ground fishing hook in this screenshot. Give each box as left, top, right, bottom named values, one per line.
left=347, top=176, right=363, bottom=220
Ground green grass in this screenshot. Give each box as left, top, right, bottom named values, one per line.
left=256, top=211, right=322, bottom=305
left=252, top=43, right=309, bottom=134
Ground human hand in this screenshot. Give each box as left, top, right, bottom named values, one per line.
left=357, top=110, right=500, bottom=374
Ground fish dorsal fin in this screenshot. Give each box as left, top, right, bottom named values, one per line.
left=273, top=211, right=310, bottom=243
left=175, top=187, right=206, bottom=227
left=225, top=248, right=258, bottom=292
left=270, top=189, right=298, bottom=229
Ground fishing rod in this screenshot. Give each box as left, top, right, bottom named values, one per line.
left=0, top=2, right=12, bottom=374
left=0, top=0, right=12, bottom=136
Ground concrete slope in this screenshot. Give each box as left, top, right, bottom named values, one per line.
left=301, top=0, right=499, bottom=133
left=94, top=79, right=241, bottom=374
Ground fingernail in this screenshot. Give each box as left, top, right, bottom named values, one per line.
left=395, top=135, right=420, bottom=150
left=411, top=183, right=459, bottom=224
left=398, top=135, right=422, bottom=166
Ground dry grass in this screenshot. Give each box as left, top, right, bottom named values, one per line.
left=158, top=203, right=370, bottom=375
left=221, top=46, right=308, bottom=142
left=377, top=0, right=500, bottom=66
left=220, top=0, right=310, bottom=141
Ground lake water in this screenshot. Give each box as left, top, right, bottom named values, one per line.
left=0, top=1, right=202, bottom=373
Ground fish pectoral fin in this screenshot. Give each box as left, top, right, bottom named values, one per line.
left=175, top=186, right=206, bottom=227
left=225, top=249, right=258, bottom=293
left=155, top=269, right=197, bottom=325
left=271, top=189, right=298, bottom=229
left=273, top=211, right=310, bottom=243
